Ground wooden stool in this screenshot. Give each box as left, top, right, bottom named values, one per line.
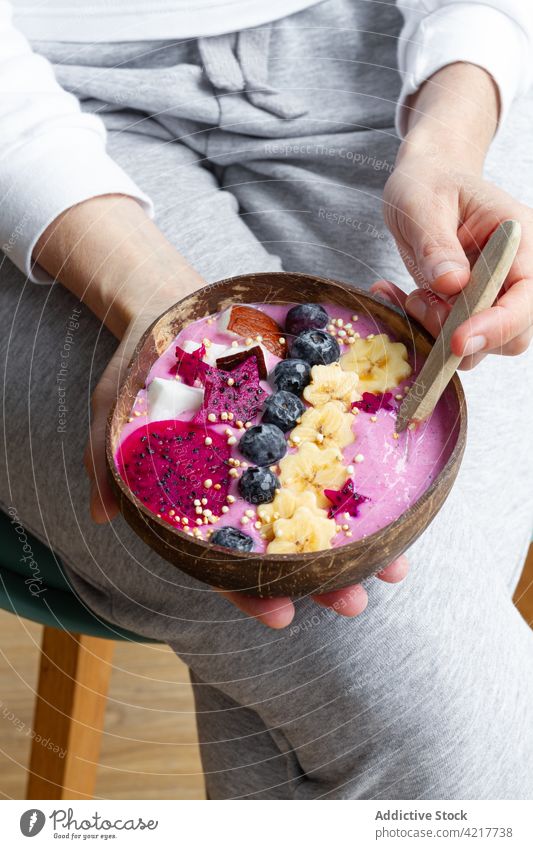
left=0, top=510, right=160, bottom=799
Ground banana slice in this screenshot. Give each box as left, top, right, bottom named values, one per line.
left=340, top=333, right=411, bottom=393
left=278, top=443, right=347, bottom=508
left=266, top=506, right=337, bottom=554
left=303, top=363, right=360, bottom=409
left=290, top=401, right=354, bottom=452
left=257, top=489, right=326, bottom=541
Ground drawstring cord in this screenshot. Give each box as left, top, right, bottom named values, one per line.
left=198, top=26, right=307, bottom=119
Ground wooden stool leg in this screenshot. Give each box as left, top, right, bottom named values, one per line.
left=26, top=626, right=114, bottom=800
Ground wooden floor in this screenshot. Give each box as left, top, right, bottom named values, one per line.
left=0, top=616, right=204, bottom=800
left=1, top=544, right=532, bottom=800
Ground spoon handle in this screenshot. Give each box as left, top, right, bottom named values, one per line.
left=396, top=219, right=521, bottom=433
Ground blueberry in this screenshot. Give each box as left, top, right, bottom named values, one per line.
left=290, top=329, right=340, bottom=365
left=262, top=390, right=305, bottom=432
left=238, top=467, right=280, bottom=504
left=210, top=526, right=254, bottom=552
left=271, top=358, right=311, bottom=396
left=239, top=423, right=287, bottom=466
left=285, top=303, right=329, bottom=335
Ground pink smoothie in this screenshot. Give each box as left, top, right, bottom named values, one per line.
left=116, top=301, right=460, bottom=551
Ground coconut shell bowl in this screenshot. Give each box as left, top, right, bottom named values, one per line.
left=106, top=273, right=466, bottom=598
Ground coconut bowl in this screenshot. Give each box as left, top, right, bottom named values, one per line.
left=106, top=272, right=466, bottom=597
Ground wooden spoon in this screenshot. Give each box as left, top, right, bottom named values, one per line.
left=396, top=219, right=521, bottom=433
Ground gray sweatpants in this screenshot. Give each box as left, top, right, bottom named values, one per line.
left=1, top=0, right=533, bottom=799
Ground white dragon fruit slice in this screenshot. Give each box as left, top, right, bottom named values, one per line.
left=217, top=306, right=237, bottom=335
left=204, top=343, right=229, bottom=365
left=181, top=340, right=202, bottom=354
left=147, top=377, right=203, bottom=421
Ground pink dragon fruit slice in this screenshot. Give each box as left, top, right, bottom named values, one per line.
left=352, top=391, right=395, bottom=415
left=175, top=345, right=215, bottom=386
left=116, top=420, right=231, bottom=524
left=195, top=355, right=267, bottom=424
left=324, top=478, right=369, bottom=519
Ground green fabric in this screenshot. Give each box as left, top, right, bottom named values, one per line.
left=0, top=508, right=72, bottom=592
left=0, top=510, right=156, bottom=642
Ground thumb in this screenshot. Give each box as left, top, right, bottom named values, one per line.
left=87, top=395, right=119, bottom=523
left=407, top=202, right=470, bottom=295
left=84, top=347, right=129, bottom=524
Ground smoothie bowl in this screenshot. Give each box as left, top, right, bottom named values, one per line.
left=106, top=273, right=466, bottom=597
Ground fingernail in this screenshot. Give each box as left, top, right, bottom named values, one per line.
left=462, top=335, right=486, bottom=356
left=373, top=287, right=393, bottom=303
left=432, top=261, right=465, bottom=280
left=406, top=294, right=427, bottom=323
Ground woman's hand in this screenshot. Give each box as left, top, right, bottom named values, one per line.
left=34, top=195, right=409, bottom=630
left=381, top=159, right=533, bottom=369
left=84, top=291, right=192, bottom=524
left=218, top=557, right=409, bottom=629
left=379, top=62, right=533, bottom=368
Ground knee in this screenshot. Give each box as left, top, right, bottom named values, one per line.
left=274, top=603, right=496, bottom=798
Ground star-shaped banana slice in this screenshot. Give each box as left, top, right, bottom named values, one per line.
left=278, top=443, right=347, bottom=508
left=266, top=506, right=337, bottom=554
left=340, top=333, right=411, bottom=393
left=303, top=363, right=360, bottom=409
left=257, top=489, right=326, bottom=541
left=290, top=400, right=354, bottom=452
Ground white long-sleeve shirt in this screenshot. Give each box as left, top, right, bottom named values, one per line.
left=2, top=0, right=533, bottom=282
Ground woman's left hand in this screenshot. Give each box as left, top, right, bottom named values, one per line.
left=377, top=146, right=533, bottom=370
left=42, top=198, right=409, bottom=633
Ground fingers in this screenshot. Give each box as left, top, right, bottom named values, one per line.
left=376, top=554, right=409, bottom=583
left=499, top=327, right=533, bottom=357
left=415, top=232, right=470, bottom=295
left=370, top=279, right=409, bottom=310
left=373, top=274, right=533, bottom=369
left=381, top=174, right=533, bottom=368
left=389, top=190, right=470, bottom=294
left=313, top=583, right=368, bottom=617
left=450, top=278, right=533, bottom=358
left=220, top=584, right=369, bottom=628
left=84, top=347, right=129, bottom=524
left=218, top=590, right=295, bottom=629
left=372, top=280, right=454, bottom=341
left=457, top=351, right=487, bottom=371
left=86, top=407, right=119, bottom=523
left=219, top=585, right=367, bottom=630
left=85, top=323, right=148, bottom=523
left=219, top=556, right=410, bottom=628
left=404, top=290, right=452, bottom=338
left=374, top=277, right=533, bottom=363
left=313, top=555, right=409, bottom=615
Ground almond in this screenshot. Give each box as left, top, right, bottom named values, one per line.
left=219, top=305, right=288, bottom=358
